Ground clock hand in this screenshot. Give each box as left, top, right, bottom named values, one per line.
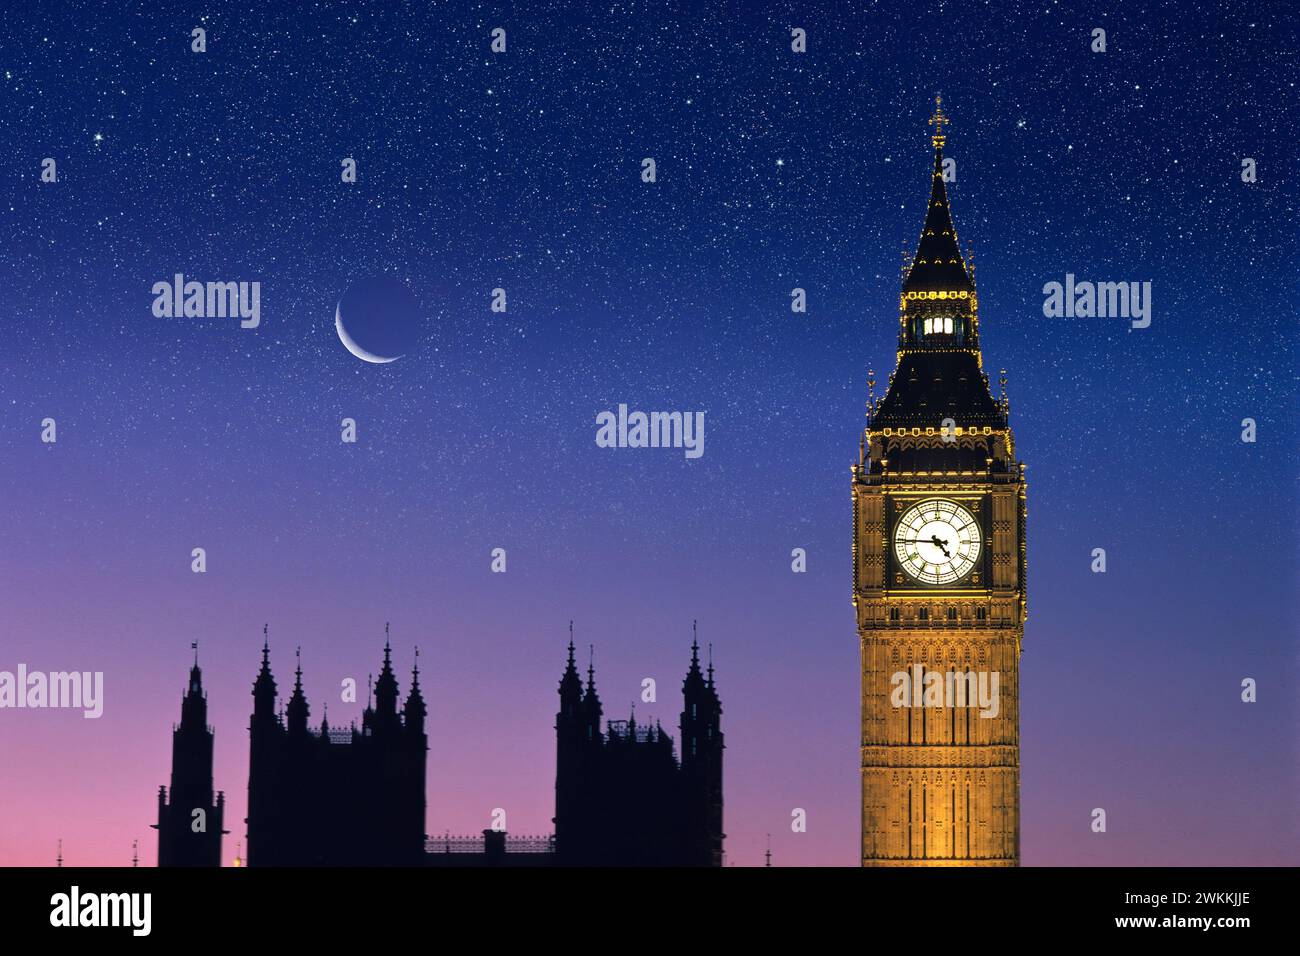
left=927, top=535, right=952, bottom=558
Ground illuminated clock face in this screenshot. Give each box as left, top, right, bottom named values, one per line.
left=893, top=499, right=982, bottom=586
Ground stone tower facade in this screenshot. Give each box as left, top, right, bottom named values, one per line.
left=554, top=634, right=724, bottom=866
left=853, top=98, right=1027, bottom=866
left=245, top=634, right=428, bottom=867
left=154, top=649, right=226, bottom=867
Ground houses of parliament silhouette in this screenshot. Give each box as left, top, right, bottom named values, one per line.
left=154, top=629, right=724, bottom=867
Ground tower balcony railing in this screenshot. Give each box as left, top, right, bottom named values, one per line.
left=424, top=833, right=556, bottom=854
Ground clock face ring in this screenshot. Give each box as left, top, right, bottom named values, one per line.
left=893, top=498, right=981, bottom=586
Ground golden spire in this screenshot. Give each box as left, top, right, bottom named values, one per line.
left=928, top=94, right=949, bottom=148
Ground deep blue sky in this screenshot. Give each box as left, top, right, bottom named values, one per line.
left=0, top=1, right=1294, bottom=866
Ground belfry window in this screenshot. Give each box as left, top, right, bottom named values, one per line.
left=921, top=316, right=955, bottom=337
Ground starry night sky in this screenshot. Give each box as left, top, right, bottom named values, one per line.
left=0, top=1, right=1295, bottom=866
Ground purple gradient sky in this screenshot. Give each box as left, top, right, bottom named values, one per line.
left=1, top=1, right=1296, bottom=867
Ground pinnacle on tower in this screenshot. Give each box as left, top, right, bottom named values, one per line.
left=405, top=645, right=427, bottom=723
left=581, top=643, right=602, bottom=726
left=253, top=630, right=278, bottom=716
left=374, top=629, right=401, bottom=718
left=871, top=97, right=1004, bottom=431
left=927, top=92, right=949, bottom=147
left=286, top=646, right=310, bottom=733
left=559, top=627, right=583, bottom=708
left=902, top=95, right=972, bottom=296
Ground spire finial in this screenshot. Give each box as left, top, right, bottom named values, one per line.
left=413, top=644, right=420, bottom=677
left=295, top=645, right=302, bottom=675
left=263, top=622, right=268, bottom=647
left=867, top=369, right=877, bottom=428
left=385, top=621, right=391, bottom=651
left=708, top=642, right=715, bottom=683
left=57, top=839, right=63, bottom=867
left=192, top=641, right=199, bottom=667
left=587, top=644, right=595, bottom=686
left=928, top=93, right=949, bottom=147
left=132, top=838, right=139, bottom=868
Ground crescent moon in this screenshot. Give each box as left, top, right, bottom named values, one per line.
left=335, top=303, right=401, bottom=364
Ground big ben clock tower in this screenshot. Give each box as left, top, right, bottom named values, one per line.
left=853, top=98, right=1026, bottom=866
